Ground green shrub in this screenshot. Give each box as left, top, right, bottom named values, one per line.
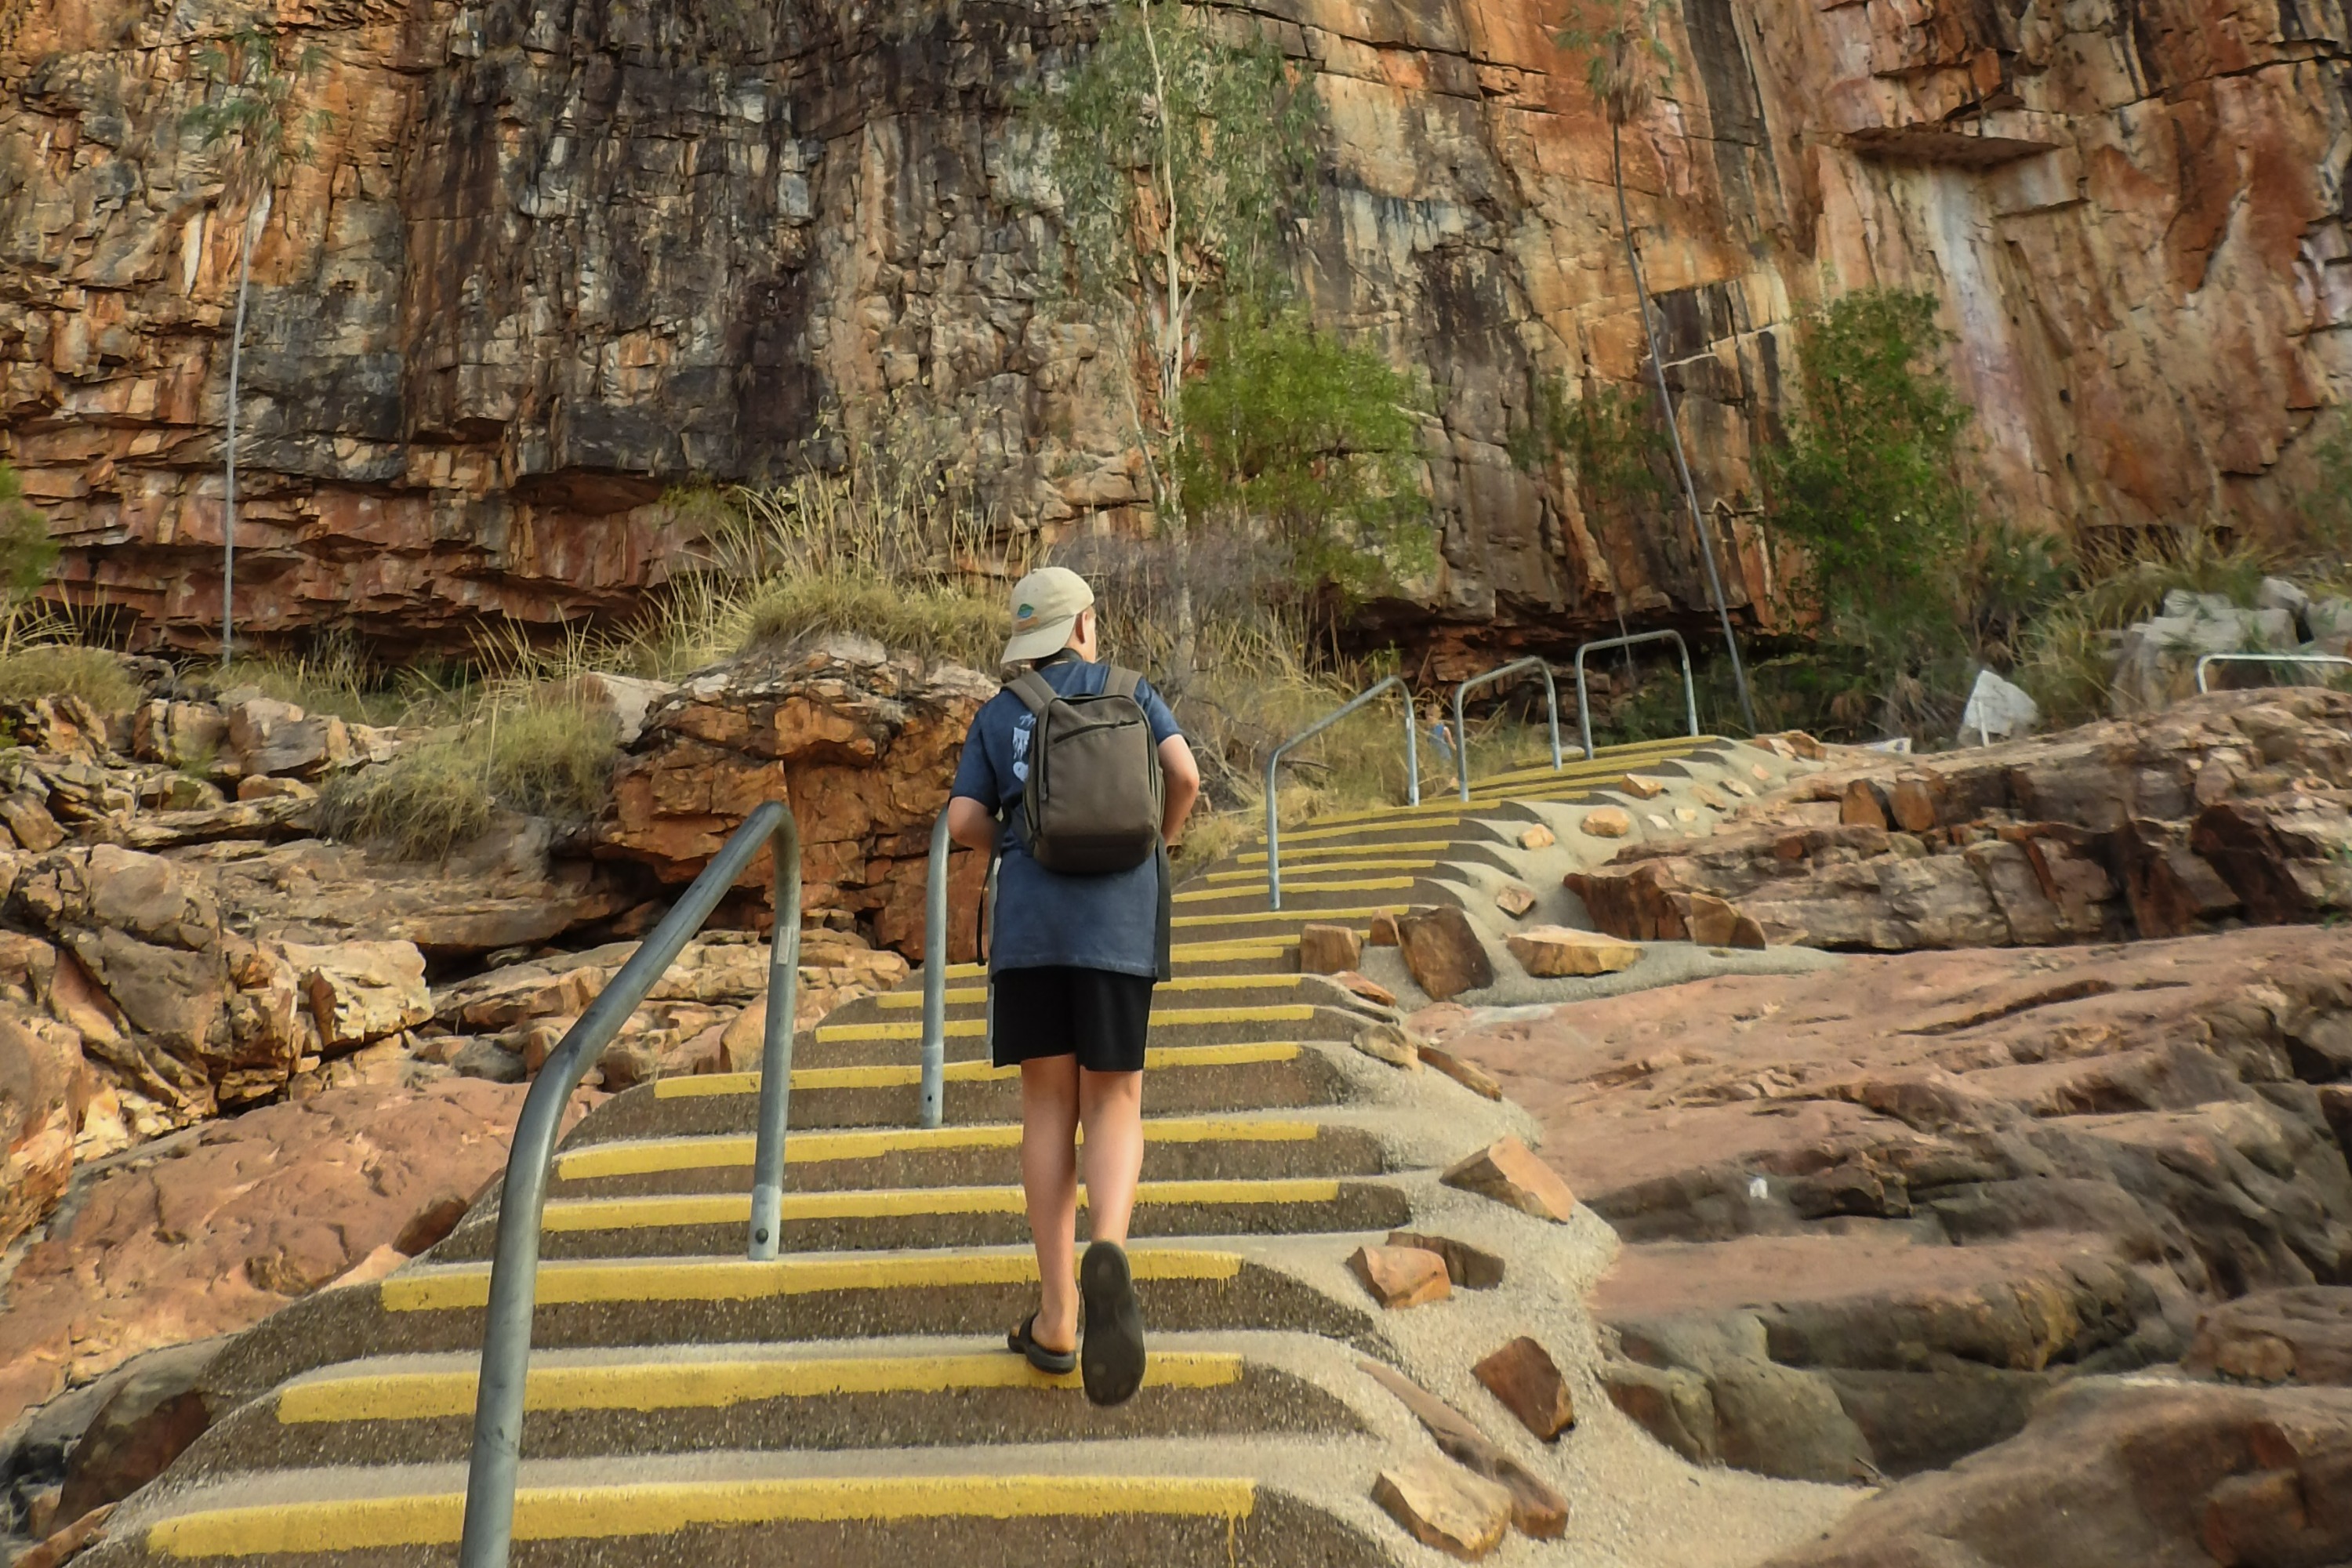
left=1178, top=308, right=1434, bottom=602
left=0, top=462, right=56, bottom=609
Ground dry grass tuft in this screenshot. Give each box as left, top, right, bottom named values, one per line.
left=0, top=644, right=140, bottom=712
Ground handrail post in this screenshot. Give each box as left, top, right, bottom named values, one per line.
left=917, top=810, right=953, bottom=1131
left=2195, top=651, right=2352, bottom=694
left=1573, top=630, right=1699, bottom=760
left=746, top=810, right=803, bottom=1261
left=1450, top=657, right=1563, bottom=800
left=1265, top=674, right=1417, bottom=910
left=456, top=800, right=794, bottom=1568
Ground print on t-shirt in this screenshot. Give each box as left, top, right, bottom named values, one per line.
left=1012, top=717, right=1032, bottom=782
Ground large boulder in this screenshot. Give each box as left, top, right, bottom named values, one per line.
left=0, top=1078, right=580, bottom=1433
left=1762, top=1380, right=2352, bottom=1568
left=596, top=638, right=995, bottom=959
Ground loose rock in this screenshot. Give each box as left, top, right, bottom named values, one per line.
left=1421, top=1044, right=1503, bottom=1100
left=1297, top=923, right=1363, bottom=975
left=1348, top=1245, right=1452, bottom=1308
left=1473, top=1337, right=1577, bottom=1439
left=1494, top=884, right=1537, bottom=918
left=1580, top=806, right=1633, bottom=838
left=1371, top=1455, right=1512, bottom=1559
left=1396, top=906, right=1494, bottom=1000
left=1516, top=824, right=1555, bottom=850
left=1441, top=1137, right=1577, bottom=1222
left=1505, top=925, right=1641, bottom=977
left=1329, top=970, right=1397, bottom=1007
left=1359, top=1360, right=1570, bottom=1540
left=1367, top=913, right=1401, bottom=946
left=1386, top=1231, right=1506, bottom=1290
left=1619, top=775, right=1665, bottom=799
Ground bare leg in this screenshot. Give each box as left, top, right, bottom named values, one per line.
left=1078, top=1069, right=1145, bottom=1246
left=1020, top=1054, right=1081, bottom=1352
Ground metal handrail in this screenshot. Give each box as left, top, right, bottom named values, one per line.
left=1265, top=675, right=1417, bottom=909
left=1451, top=657, right=1563, bottom=800
left=919, top=826, right=998, bottom=1129
left=2195, top=652, right=2352, bottom=693
left=918, top=810, right=951, bottom=1131
left=1573, top=630, right=1697, bottom=760
left=456, top=800, right=801, bottom=1568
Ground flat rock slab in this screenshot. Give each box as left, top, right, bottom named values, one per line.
left=1505, top=925, right=1641, bottom=977
left=1761, top=1379, right=2352, bottom=1568
left=2185, top=1286, right=2352, bottom=1386
left=1434, top=924, right=2352, bottom=1485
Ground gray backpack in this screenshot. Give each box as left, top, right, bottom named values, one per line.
left=1007, top=666, right=1164, bottom=874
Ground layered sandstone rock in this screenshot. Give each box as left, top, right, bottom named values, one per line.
left=3, top=0, right=2342, bottom=656
left=1568, top=690, right=2352, bottom=949
left=596, top=637, right=993, bottom=955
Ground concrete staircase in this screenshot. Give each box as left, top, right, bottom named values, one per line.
left=88, top=737, right=1738, bottom=1567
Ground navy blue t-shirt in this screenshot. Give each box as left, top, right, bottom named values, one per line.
left=949, top=655, right=1183, bottom=977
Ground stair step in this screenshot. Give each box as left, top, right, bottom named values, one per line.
left=815, top=1003, right=1321, bottom=1044
left=868, top=972, right=1314, bottom=1009
left=446, top=1176, right=1410, bottom=1261
left=127, top=1458, right=1385, bottom=1566
left=551, top=1116, right=1387, bottom=1195
left=1170, top=905, right=1406, bottom=931
left=175, top=1339, right=1367, bottom=1475
left=583, top=1043, right=1350, bottom=1138
left=198, top=1245, right=1377, bottom=1410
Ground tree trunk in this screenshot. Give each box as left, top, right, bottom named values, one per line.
left=1611, top=122, right=1755, bottom=732
left=222, top=198, right=263, bottom=668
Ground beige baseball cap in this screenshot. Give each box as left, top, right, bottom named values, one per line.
left=1002, top=565, right=1095, bottom=664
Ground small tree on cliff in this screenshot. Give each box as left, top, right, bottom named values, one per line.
left=1555, top=0, right=1755, bottom=730
left=0, top=462, right=58, bottom=655
left=1023, top=0, right=1316, bottom=684
left=183, top=29, right=326, bottom=665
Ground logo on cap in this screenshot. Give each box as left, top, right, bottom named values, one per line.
left=1016, top=603, right=1036, bottom=625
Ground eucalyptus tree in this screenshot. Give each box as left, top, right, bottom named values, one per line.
left=183, top=29, right=325, bottom=664
left=1025, top=0, right=1316, bottom=684
left=1558, top=0, right=1755, bottom=729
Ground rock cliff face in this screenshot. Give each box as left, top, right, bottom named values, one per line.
left=1, top=0, right=2346, bottom=657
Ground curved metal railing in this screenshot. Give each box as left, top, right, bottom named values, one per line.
left=2195, top=651, right=2352, bottom=693
left=1450, top=656, right=1563, bottom=800
left=1573, top=631, right=1697, bottom=760
left=918, top=817, right=998, bottom=1130
left=1265, top=676, right=1418, bottom=909
left=457, top=801, right=802, bottom=1568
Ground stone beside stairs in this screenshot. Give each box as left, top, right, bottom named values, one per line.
left=82, top=737, right=1831, bottom=1567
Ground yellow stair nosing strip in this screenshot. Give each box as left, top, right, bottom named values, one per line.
left=276, top=1350, right=1248, bottom=1424
left=816, top=1004, right=1316, bottom=1043
left=149, top=1475, right=1257, bottom=1555
left=539, top=1177, right=1345, bottom=1232
left=655, top=1041, right=1304, bottom=1099
left=1170, top=906, right=1403, bottom=930
left=380, top=1247, right=1247, bottom=1312
left=554, top=1116, right=1324, bottom=1179
left=873, top=972, right=1309, bottom=1008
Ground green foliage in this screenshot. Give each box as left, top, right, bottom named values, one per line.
left=183, top=28, right=328, bottom=212
left=2298, top=408, right=2352, bottom=557
left=1554, top=0, right=1675, bottom=127
left=1759, top=289, right=1980, bottom=677
left=485, top=699, right=621, bottom=819
left=1178, top=308, right=1432, bottom=601
left=0, top=463, right=56, bottom=609
left=1034, top=0, right=1315, bottom=308
left=1515, top=376, right=1672, bottom=520
left=317, top=739, right=494, bottom=861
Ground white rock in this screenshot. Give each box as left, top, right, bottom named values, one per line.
left=2256, top=576, right=2310, bottom=615
left=1957, top=669, right=2040, bottom=746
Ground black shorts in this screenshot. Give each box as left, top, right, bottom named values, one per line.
left=990, top=966, right=1156, bottom=1073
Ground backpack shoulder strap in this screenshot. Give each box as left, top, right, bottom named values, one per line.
left=1102, top=666, right=1142, bottom=702
left=1007, top=670, right=1058, bottom=717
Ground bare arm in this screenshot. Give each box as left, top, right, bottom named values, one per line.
left=1159, top=735, right=1202, bottom=845
left=946, top=795, right=999, bottom=853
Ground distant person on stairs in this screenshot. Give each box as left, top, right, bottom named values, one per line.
left=946, top=565, right=1200, bottom=1407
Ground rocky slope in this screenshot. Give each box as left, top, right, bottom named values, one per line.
left=2, top=0, right=2344, bottom=655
